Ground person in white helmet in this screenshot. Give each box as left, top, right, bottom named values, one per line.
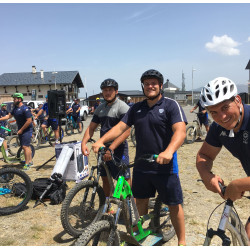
left=126, top=96, right=134, bottom=107
left=196, top=77, right=250, bottom=242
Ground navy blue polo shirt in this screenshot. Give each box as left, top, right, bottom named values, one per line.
left=197, top=100, right=207, bottom=118
left=72, top=103, right=80, bottom=117
left=0, top=110, right=9, bottom=127
left=92, top=98, right=129, bottom=156
left=205, top=104, right=250, bottom=176
left=42, top=102, right=57, bottom=122
left=11, top=105, right=33, bottom=132
left=122, top=96, right=187, bottom=174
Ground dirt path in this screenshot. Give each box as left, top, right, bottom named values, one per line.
left=0, top=121, right=248, bottom=246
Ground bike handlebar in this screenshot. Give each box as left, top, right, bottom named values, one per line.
left=0, top=126, right=11, bottom=132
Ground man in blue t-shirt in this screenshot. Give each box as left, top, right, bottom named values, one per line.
left=81, top=78, right=131, bottom=206
left=0, top=103, right=10, bottom=156
left=92, top=70, right=187, bottom=246
left=127, top=96, right=134, bottom=107
left=71, top=99, right=82, bottom=132
left=35, top=95, right=59, bottom=144
left=197, top=77, right=250, bottom=241
left=190, top=99, right=210, bottom=140
left=0, top=93, right=33, bottom=170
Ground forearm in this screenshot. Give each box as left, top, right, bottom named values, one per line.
left=20, top=119, right=32, bottom=132
left=109, top=127, right=131, bottom=151
left=196, top=151, right=214, bottom=179
left=0, top=114, right=11, bottom=121
left=165, top=129, right=186, bottom=155
left=229, top=177, right=250, bottom=192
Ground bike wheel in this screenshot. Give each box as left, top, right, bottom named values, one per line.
left=78, top=122, right=84, bottom=134
left=153, top=195, right=175, bottom=242
left=7, top=135, right=20, bottom=156
left=31, top=132, right=41, bottom=150
left=60, top=180, right=106, bottom=238
left=0, top=167, right=33, bottom=215
left=74, top=220, right=120, bottom=246
left=16, top=144, right=35, bottom=160
left=184, top=125, right=197, bottom=144
left=65, top=123, right=73, bottom=136
left=130, top=126, right=136, bottom=147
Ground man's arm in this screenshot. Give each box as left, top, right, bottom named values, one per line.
left=81, top=122, right=99, bottom=156
left=157, top=122, right=186, bottom=165
left=109, top=127, right=131, bottom=152
left=196, top=141, right=223, bottom=194
left=0, top=114, right=12, bottom=121
left=35, top=109, right=43, bottom=119
left=92, top=121, right=129, bottom=153
left=190, top=105, right=198, bottom=113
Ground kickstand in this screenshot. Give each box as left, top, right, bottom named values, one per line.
left=33, top=183, right=53, bottom=208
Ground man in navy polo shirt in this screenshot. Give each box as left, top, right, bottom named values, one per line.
left=0, top=93, right=33, bottom=170
left=0, top=103, right=10, bottom=156
left=92, top=70, right=187, bottom=246
left=81, top=78, right=131, bottom=208
left=190, top=99, right=210, bottom=140
left=196, top=77, right=250, bottom=241
left=35, top=95, right=59, bottom=144
left=71, top=98, right=82, bottom=132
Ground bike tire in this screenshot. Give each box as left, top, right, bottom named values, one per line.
left=16, top=144, right=35, bottom=160
left=74, top=220, right=120, bottom=246
left=130, top=126, right=136, bottom=147
left=78, top=121, right=84, bottom=134
left=60, top=180, right=106, bottom=238
left=7, top=135, right=21, bottom=156
left=153, top=195, right=176, bottom=242
left=31, top=132, right=41, bottom=150
left=65, top=123, right=73, bottom=136
left=184, top=125, right=197, bottom=144
left=0, top=167, right=33, bottom=215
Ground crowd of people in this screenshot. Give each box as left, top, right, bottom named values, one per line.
left=0, top=69, right=249, bottom=245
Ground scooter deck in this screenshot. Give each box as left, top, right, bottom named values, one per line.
left=139, top=233, right=163, bottom=246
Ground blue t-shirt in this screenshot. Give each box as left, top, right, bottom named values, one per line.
left=11, top=105, right=33, bottom=132
left=42, top=102, right=57, bottom=122
left=196, top=100, right=207, bottom=118
left=205, top=104, right=250, bottom=176
left=72, top=103, right=80, bottom=117
left=92, top=98, right=129, bottom=158
left=122, top=96, right=187, bottom=174
left=0, top=109, right=9, bottom=127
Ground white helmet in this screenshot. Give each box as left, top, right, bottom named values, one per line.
left=200, top=77, right=237, bottom=107
left=38, top=102, right=44, bottom=106
left=127, top=96, right=131, bottom=101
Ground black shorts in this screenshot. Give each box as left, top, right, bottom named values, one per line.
left=198, top=116, right=209, bottom=126
left=100, top=154, right=131, bottom=180
left=19, top=130, right=32, bottom=146
left=132, top=171, right=183, bottom=206
left=72, top=115, right=80, bottom=123
left=43, top=119, right=58, bottom=131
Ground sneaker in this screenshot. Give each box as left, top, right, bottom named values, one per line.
left=28, top=162, right=33, bottom=167
left=23, top=164, right=30, bottom=171
left=107, top=205, right=115, bottom=214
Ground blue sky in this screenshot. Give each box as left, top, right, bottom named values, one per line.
left=0, top=2, right=250, bottom=98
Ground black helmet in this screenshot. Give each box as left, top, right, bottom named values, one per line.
left=140, top=69, right=164, bottom=85
left=100, top=78, right=118, bottom=90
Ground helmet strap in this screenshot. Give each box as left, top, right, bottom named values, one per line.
left=229, top=107, right=242, bottom=137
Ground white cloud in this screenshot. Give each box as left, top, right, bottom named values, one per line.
left=205, top=35, right=240, bottom=56
left=247, top=37, right=250, bottom=42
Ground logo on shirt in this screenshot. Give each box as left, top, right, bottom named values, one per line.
left=219, top=131, right=227, bottom=137
left=243, top=131, right=248, bottom=144
left=136, top=110, right=141, bottom=113
left=159, top=109, right=164, bottom=114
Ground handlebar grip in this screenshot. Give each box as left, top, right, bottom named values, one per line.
left=0, top=126, right=11, bottom=132
left=218, top=182, right=226, bottom=196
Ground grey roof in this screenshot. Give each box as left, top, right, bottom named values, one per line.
left=163, top=80, right=180, bottom=90
left=0, top=70, right=84, bottom=88
left=245, top=60, right=250, bottom=70
left=118, top=90, right=144, bottom=96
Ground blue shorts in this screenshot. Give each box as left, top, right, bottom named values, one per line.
left=43, top=119, right=58, bottom=131
left=132, top=171, right=183, bottom=206
left=72, top=115, right=80, bottom=123
left=198, top=116, right=209, bottom=126
left=100, top=154, right=131, bottom=180
left=19, top=130, right=32, bottom=146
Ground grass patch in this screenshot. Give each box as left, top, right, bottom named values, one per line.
left=1, top=238, right=16, bottom=246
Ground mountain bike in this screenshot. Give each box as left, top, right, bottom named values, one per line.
left=203, top=182, right=249, bottom=246
left=65, top=115, right=83, bottom=136
left=0, top=167, right=33, bottom=215
left=0, top=128, right=35, bottom=164
left=74, top=148, right=175, bottom=246
left=185, top=112, right=211, bottom=144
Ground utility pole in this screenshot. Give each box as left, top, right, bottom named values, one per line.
left=182, top=70, right=185, bottom=91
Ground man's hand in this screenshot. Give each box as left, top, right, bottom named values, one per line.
left=92, top=141, right=105, bottom=153
left=202, top=173, right=224, bottom=196
left=156, top=151, right=173, bottom=165
left=103, top=149, right=113, bottom=162
left=82, top=144, right=90, bottom=156
left=224, top=180, right=245, bottom=201
left=17, top=129, right=23, bottom=135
